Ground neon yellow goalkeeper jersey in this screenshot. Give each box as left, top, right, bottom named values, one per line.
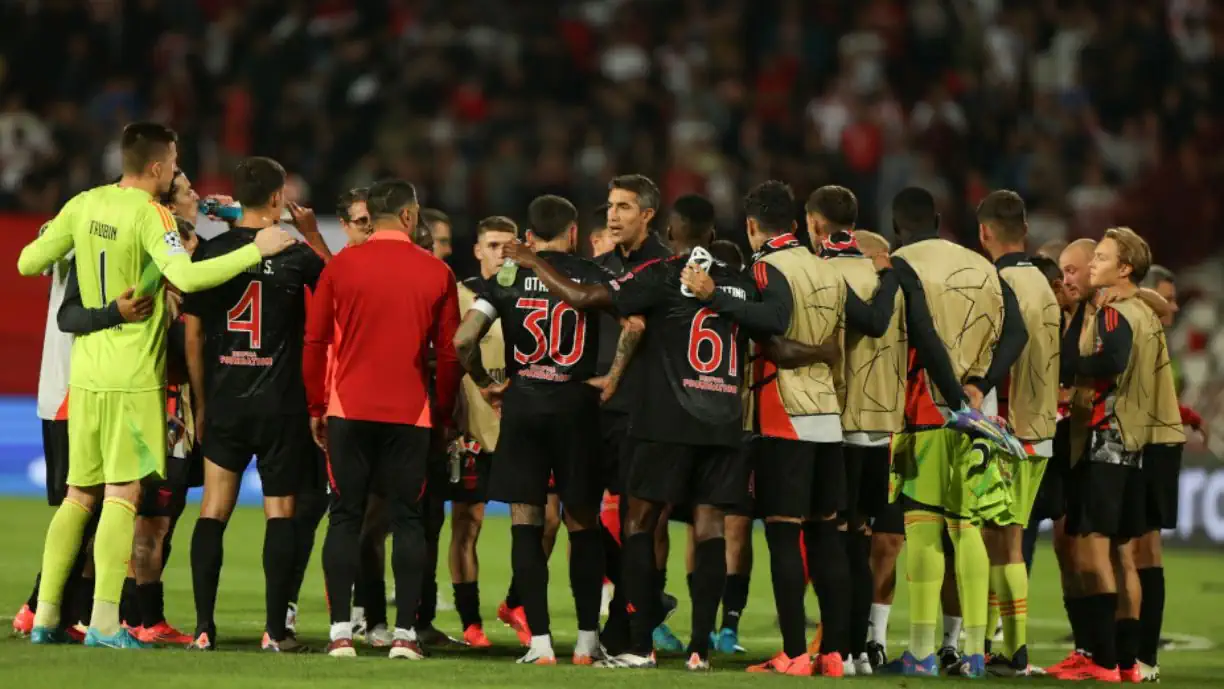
left=17, top=184, right=263, bottom=392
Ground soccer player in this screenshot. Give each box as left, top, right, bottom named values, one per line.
left=507, top=198, right=756, bottom=673
left=973, top=191, right=1061, bottom=676
left=456, top=195, right=628, bottom=665
left=588, top=174, right=673, bottom=656
left=806, top=186, right=907, bottom=675
left=684, top=182, right=894, bottom=677
left=16, top=122, right=295, bottom=649
left=422, top=208, right=453, bottom=260
left=1133, top=265, right=1195, bottom=682
left=181, top=156, right=325, bottom=652
left=304, top=179, right=461, bottom=660
left=882, top=187, right=1025, bottom=678
left=1055, top=228, right=1180, bottom=681
left=449, top=215, right=517, bottom=648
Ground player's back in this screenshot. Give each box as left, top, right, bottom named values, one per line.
left=65, top=185, right=179, bottom=392
left=184, top=228, right=323, bottom=416
left=893, top=238, right=1004, bottom=387
left=611, top=254, right=756, bottom=447
left=998, top=258, right=1061, bottom=443
left=478, top=250, right=608, bottom=395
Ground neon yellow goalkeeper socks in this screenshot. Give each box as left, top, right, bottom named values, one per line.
left=946, top=518, right=990, bottom=656
left=991, top=563, right=1029, bottom=657
left=91, top=497, right=136, bottom=636
left=905, top=511, right=945, bottom=659
left=34, top=498, right=93, bottom=629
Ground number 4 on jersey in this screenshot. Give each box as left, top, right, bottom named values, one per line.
left=688, top=307, right=737, bottom=376
left=227, top=281, right=262, bottom=348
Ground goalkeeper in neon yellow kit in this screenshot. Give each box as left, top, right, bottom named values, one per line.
left=16, top=122, right=297, bottom=649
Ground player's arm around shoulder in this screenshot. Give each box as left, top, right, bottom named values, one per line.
left=18, top=194, right=82, bottom=276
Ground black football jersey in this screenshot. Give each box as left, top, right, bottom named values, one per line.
left=608, top=253, right=757, bottom=447
left=182, top=229, right=325, bottom=417
left=472, top=251, right=610, bottom=397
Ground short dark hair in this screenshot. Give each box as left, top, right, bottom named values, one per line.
left=528, top=195, right=578, bottom=241
left=337, top=187, right=368, bottom=222
left=1030, top=254, right=1063, bottom=285
left=419, top=208, right=450, bottom=232
left=805, top=185, right=858, bottom=229
left=744, top=180, right=795, bottom=234
left=976, top=190, right=1027, bottom=242
left=158, top=168, right=185, bottom=207
left=477, top=215, right=519, bottom=239
left=709, top=239, right=745, bottom=272
left=174, top=216, right=195, bottom=241
left=120, top=122, right=177, bottom=175
left=233, top=157, right=287, bottom=208
left=608, top=174, right=661, bottom=215
left=672, top=194, right=716, bottom=239
left=366, top=179, right=420, bottom=220
left=891, top=187, right=938, bottom=235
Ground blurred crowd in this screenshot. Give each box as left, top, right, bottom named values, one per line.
left=1, top=0, right=1222, bottom=273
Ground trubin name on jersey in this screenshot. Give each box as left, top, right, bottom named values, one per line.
left=218, top=351, right=274, bottom=367
left=90, top=220, right=118, bottom=240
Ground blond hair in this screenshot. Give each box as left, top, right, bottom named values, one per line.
left=854, top=230, right=891, bottom=255
left=1103, top=227, right=1152, bottom=283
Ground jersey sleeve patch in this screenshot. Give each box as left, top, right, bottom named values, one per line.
left=163, top=229, right=187, bottom=256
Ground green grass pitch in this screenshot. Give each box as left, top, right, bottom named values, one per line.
left=1, top=497, right=1222, bottom=687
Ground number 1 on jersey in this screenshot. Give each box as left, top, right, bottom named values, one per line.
left=227, top=281, right=263, bottom=349
left=99, top=250, right=107, bottom=302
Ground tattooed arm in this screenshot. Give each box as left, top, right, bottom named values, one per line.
left=592, top=315, right=645, bottom=402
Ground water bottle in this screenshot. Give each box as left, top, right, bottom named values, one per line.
left=199, top=200, right=298, bottom=226
left=447, top=440, right=464, bottom=484
left=681, top=246, right=714, bottom=297
left=199, top=198, right=242, bottom=222
left=495, top=258, right=518, bottom=287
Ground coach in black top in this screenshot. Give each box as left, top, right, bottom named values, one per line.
left=182, top=157, right=324, bottom=652
left=454, top=195, right=616, bottom=665
left=507, top=210, right=757, bottom=671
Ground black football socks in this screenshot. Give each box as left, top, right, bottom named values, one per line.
left=765, top=521, right=808, bottom=658
left=191, top=517, right=226, bottom=638
left=120, top=576, right=139, bottom=627
left=511, top=524, right=550, bottom=638
left=138, top=581, right=165, bottom=628
left=623, top=532, right=657, bottom=655
left=846, top=528, right=874, bottom=656
left=263, top=518, right=295, bottom=641
left=454, top=581, right=481, bottom=628
left=721, top=573, right=750, bottom=633
left=1137, top=567, right=1165, bottom=666
left=569, top=528, right=605, bottom=632
left=687, top=537, right=726, bottom=659
left=806, top=520, right=851, bottom=656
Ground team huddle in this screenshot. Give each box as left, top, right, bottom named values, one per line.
left=12, top=122, right=1198, bottom=681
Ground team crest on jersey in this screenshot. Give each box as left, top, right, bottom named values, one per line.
left=163, top=230, right=186, bottom=255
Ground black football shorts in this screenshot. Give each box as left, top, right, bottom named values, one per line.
left=1065, top=460, right=1147, bottom=540
left=42, top=419, right=70, bottom=506
left=139, top=451, right=191, bottom=518
left=1031, top=418, right=1072, bottom=523
left=753, top=437, right=845, bottom=520
left=845, top=443, right=891, bottom=525
left=626, top=439, right=750, bottom=509
left=489, top=384, right=602, bottom=509
left=1142, top=443, right=1183, bottom=531
left=203, top=412, right=316, bottom=497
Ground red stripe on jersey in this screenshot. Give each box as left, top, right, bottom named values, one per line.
left=755, top=359, right=799, bottom=439
left=753, top=262, right=769, bottom=289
